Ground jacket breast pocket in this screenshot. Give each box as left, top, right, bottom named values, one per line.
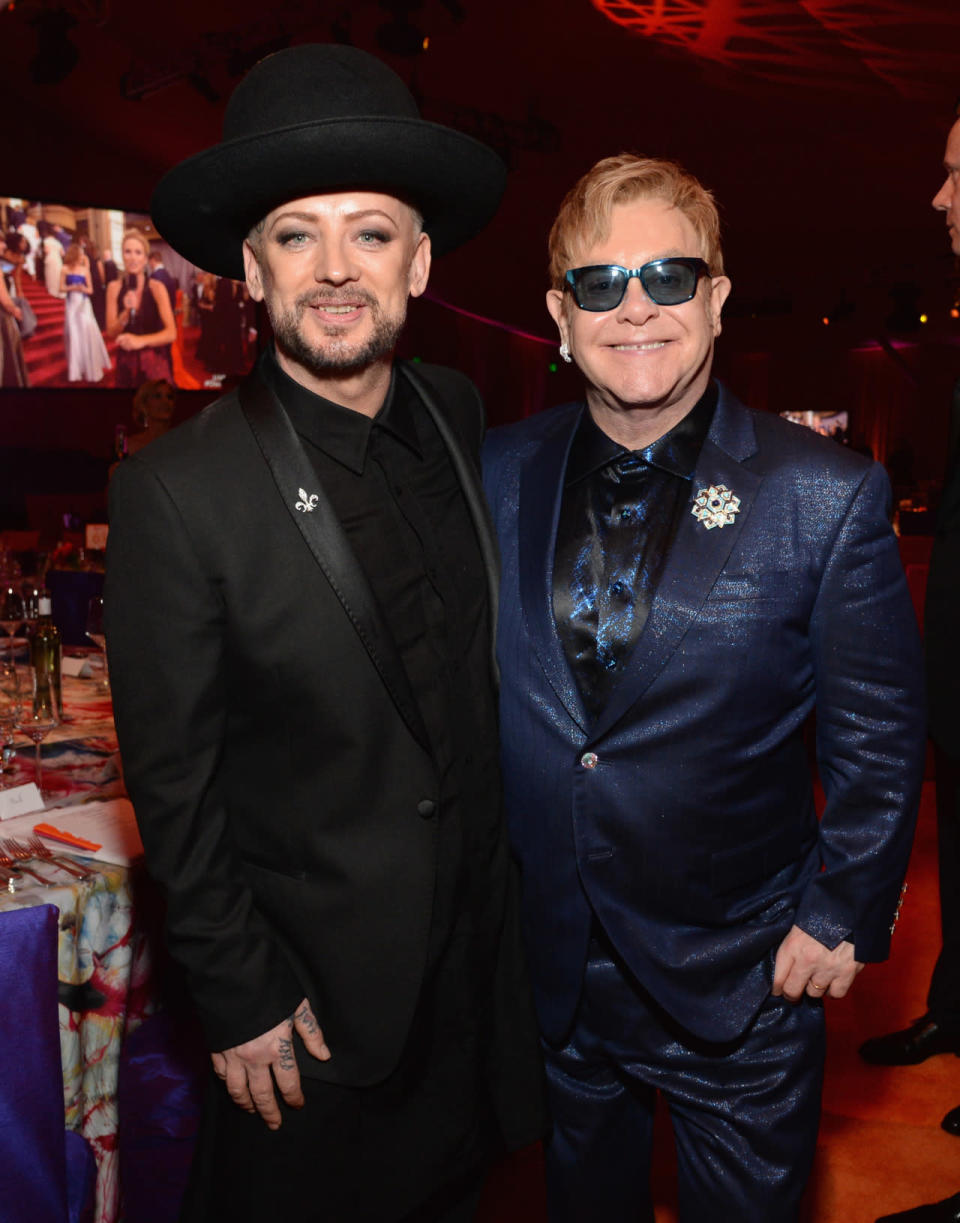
left=705, top=570, right=796, bottom=604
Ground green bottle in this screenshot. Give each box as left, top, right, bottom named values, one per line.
left=30, top=594, right=62, bottom=718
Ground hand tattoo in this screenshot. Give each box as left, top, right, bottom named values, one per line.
left=294, top=1002, right=319, bottom=1035
left=277, top=1035, right=296, bottom=1072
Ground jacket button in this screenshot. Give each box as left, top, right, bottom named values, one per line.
left=417, top=799, right=437, bottom=818
left=580, top=751, right=598, bottom=769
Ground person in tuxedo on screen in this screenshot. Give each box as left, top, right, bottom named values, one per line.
left=482, top=153, right=926, bottom=1222
left=147, top=249, right=178, bottom=314
left=105, top=43, right=544, bottom=1223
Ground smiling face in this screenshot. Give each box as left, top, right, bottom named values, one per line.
left=243, top=191, right=430, bottom=397
left=547, top=197, right=731, bottom=448
left=121, top=236, right=149, bottom=275
left=933, top=118, right=960, bottom=256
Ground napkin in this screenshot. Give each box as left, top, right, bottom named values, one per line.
left=0, top=798, right=143, bottom=865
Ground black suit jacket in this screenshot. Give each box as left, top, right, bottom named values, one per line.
left=105, top=361, right=543, bottom=1145
left=926, top=380, right=960, bottom=761
left=149, top=266, right=177, bottom=312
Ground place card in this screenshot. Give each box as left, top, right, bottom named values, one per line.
left=0, top=783, right=44, bottom=821
left=62, top=655, right=94, bottom=678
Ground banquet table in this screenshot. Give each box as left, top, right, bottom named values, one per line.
left=0, top=667, right=150, bottom=1223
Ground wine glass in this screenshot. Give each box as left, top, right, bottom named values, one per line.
left=0, top=586, right=24, bottom=667
left=0, top=666, right=20, bottom=789
left=85, top=596, right=109, bottom=694
left=16, top=665, right=60, bottom=800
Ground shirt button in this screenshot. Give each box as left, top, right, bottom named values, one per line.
left=580, top=751, right=598, bottom=769
left=417, top=799, right=437, bottom=818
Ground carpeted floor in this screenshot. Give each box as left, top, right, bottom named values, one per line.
left=477, top=778, right=959, bottom=1222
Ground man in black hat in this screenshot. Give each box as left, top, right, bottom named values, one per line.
left=105, top=44, right=544, bottom=1223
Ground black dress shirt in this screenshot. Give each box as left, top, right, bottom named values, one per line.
left=554, top=383, right=717, bottom=720
left=259, top=348, right=501, bottom=974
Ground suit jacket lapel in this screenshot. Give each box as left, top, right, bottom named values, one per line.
left=592, top=389, right=762, bottom=739
left=238, top=372, right=430, bottom=751
left=398, top=361, right=502, bottom=685
left=519, top=407, right=590, bottom=731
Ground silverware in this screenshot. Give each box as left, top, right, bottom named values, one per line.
left=0, top=863, right=18, bottom=893
left=22, top=835, right=95, bottom=879
left=0, top=844, right=53, bottom=887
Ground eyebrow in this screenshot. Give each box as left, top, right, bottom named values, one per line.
left=267, top=208, right=400, bottom=231
left=578, top=249, right=694, bottom=266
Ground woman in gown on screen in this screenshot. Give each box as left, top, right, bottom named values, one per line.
left=81, top=237, right=107, bottom=329
left=39, top=220, right=65, bottom=299
left=0, top=240, right=27, bottom=387
left=105, top=228, right=176, bottom=388
left=60, top=244, right=110, bottom=384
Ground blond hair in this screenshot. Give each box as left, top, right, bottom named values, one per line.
left=548, top=154, right=724, bottom=289
left=121, top=228, right=150, bottom=261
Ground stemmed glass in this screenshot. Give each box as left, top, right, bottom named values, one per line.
left=0, top=587, right=24, bottom=667
left=16, top=665, right=60, bottom=800
left=0, top=666, right=20, bottom=789
left=86, top=596, right=109, bottom=694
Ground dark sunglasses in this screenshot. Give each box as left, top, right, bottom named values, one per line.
left=564, top=257, right=709, bottom=311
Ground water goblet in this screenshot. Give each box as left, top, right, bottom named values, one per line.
left=0, top=666, right=20, bottom=789
left=0, top=586, right=24, bottom=667
left=16, top=665, right=60, bottom=800
left=85, top=596, right=109, bottom=694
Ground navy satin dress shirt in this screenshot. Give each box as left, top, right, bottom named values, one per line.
left=553, top=384, right=717, bottom=720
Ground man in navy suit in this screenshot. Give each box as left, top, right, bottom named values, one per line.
left=483, top=154, right=926, bottom=1222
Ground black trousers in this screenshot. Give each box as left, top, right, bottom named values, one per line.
left=927, top=746, right=960, bottom=1028
left=179, top=926, right=490, bottom=1223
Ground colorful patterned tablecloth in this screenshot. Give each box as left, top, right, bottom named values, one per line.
left=1, top=668, right=147, bottom=1223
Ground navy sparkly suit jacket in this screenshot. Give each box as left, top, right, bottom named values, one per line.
left=483, top=381, right=926, bottom=1046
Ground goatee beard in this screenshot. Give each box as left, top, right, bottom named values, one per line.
left=270, top=291, right=406, bottom=378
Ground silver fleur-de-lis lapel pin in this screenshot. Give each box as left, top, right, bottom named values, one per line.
left=691, top=484, right=741, bottom=530
left=295, top=488, right=319, bottom=513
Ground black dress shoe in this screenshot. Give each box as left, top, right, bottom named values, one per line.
left=943, top=1105, right=960, bottom=1136
left=876, top=1191, right=960, bottom=1221
left=859, top=1016, right=960, bottom=1065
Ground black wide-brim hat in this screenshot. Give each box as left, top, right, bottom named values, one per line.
left=150, top=44, right=507, bottom=280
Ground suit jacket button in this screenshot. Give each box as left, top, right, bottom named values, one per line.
left=417, top=799, right=437, bottom=818
left=580, top=751, right=598, bottom=769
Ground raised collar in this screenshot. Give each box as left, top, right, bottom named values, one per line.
left=565, top=380, right=718, bottom=486
left=258, top=346, right=421, bottom=475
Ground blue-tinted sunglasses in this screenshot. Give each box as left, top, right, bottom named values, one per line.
left=564, top=257, right=709, bottom=311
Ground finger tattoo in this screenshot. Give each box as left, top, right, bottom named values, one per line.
left=294, top=1002, right=318, bottom=1034
left=277, top=1036, right=296, bottom=1072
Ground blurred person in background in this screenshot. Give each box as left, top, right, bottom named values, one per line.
left=38, top=219, right=64, bottom=299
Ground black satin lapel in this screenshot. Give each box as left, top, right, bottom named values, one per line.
left=238, top=374, right=430, bottom=750
left=592, top=440, right=763, bottom=738
left=519, top=416, right=589, bottom=731
left=398, top=362, right=501, bottom=685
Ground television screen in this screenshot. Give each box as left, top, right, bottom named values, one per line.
left=781, top=409, right=849, bottom=444
left=1, top=197, right=258, bottom=390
